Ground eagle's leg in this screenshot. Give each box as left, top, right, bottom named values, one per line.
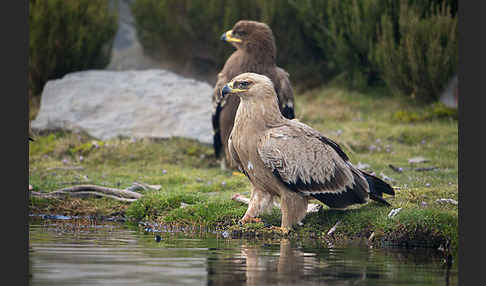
left=280, top=191, right=309, bottom=231
left=240, top=186, right=275, bottom=224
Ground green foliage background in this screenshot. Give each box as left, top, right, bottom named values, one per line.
left=29, top=0, right=118, bottom=97
left=28, top=0, right=457, bottom=103
left=131, top=0, right=458, bottom=102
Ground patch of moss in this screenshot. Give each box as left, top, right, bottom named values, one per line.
left=162, top=199, right=247, bottom=227
left=29, top=134, right=59, bottom=156
left=430, top=103, right=458, bottom=119
left=70, top=140, right=105, bottom=155
left=392, top=110, right=423, bottom=123
left=392, top=103, right=457, bottom=123
left=125, top=191, right=203, bottom=221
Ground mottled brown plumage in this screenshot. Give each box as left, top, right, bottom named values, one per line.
left=222, top=73, right=394, bottom=230
left=212, top=20, right=294, bottom=169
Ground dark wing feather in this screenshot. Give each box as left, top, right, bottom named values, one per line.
left=212, top=72, right=229, bottom=158
left=257, top=122, right=369, bottom=208
left=275, top=67, right=295, bottom=119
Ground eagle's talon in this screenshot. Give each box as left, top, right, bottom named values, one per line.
left=239, top=215, right=261, bottom=225
left=280, top=227, right=291, bottom=235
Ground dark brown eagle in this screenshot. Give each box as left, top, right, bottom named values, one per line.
left=222, top=73, right=394, bottom=231
left=212, top=20, right=295, bottom=169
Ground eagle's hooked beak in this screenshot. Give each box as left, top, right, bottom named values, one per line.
left=221, top=82, right=233, bottom=98
left=221, top=81, right=247, bottom=99
left=220, top=30, right=242, bottom=43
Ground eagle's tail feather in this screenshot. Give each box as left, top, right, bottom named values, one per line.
left=362, top=171, right=395, bottom=206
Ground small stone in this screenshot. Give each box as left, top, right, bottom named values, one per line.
left=388, top=208, right=402, bottom=218
left=356, top=162, right=370, bottom=170
left=92, top=141, right=100, bottom=148
left=436, top=198, right=458, bottom=205
left=380, top=172, right=395, bottom=182
left=408, top=157, right=430, bottom=164
left=180, top=202, right=190, bottom=208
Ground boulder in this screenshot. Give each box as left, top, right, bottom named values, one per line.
left=439, top=74, right=458, bottom=109
left=31, top=69, right=214, bottom=144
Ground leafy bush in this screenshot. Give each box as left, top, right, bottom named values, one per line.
left=309, top=0, right=389, bottom=89
left=375, top=0, right=457, bottom=102
left=29, top=0, right=118, bottom=97
left=131, top=0, right=457, bottom=101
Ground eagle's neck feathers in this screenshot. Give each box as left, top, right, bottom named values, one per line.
left=234, top=95, right=284, bottom=133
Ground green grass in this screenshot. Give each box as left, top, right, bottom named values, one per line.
left=29, top=84, right=458, bottom=254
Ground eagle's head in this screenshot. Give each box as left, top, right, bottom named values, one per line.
left=221, top=73, right=275, bottom=102
left=221, top=20, right=276, bottom=60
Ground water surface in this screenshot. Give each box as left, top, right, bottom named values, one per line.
left=29, top=218, right=457, bottom=286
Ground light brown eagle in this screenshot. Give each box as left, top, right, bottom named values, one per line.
left=212, top=20, right=294, bottom=169
left=222, top=73, right=395, bottom=231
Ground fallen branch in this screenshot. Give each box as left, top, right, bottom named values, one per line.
left=30, top=184, right=144, bottom=202
left=388, top=164, right=403, bottom=173
left=127, top=182, right=162, bottom=192
left=31, top=191, right=138, bottom=202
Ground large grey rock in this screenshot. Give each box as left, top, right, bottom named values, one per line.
left=31, top=69, right=214, bottom=144
left=439, top=74, right=458, bottom=109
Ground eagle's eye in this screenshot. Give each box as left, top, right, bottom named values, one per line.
left=236, top=81, right=250, bottom=89
left=233, top=29, right=246, bottom=37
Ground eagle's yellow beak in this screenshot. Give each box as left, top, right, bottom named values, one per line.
left=221, top=81, right=245, bottom=98
left=220, top=30, right=242, bottom=43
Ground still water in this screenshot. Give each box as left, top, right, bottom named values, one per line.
left=29, top=217, right=457, bottom=286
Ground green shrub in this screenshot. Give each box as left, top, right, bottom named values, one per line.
left=131, top=0, right=457, bottom=100
left=320, top=0, right=388, bottom=89
left=375, top=0, right=457, bottom=102
left=291, top=0, right=457, bottom=92
left=29, top=0, right=118, bottom=97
